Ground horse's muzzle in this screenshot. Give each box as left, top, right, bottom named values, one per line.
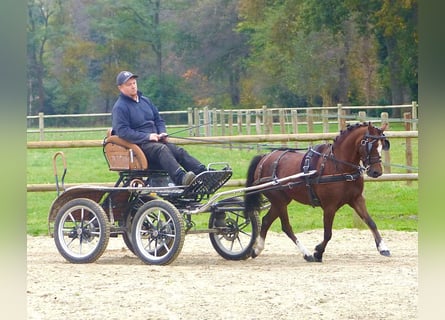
left=366, top=167, right=383, bottom=178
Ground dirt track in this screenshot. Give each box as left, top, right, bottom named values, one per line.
left=27, top=229, right=417, bottom=319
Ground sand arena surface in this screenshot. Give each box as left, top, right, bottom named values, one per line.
left=27, top=229, right=417, bottom=319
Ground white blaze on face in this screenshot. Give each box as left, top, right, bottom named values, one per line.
left=377, top=140, right=383, bottom=156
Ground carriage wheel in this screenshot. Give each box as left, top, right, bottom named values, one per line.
left=54, top=198, right=110, bottom=263
left=131, top=199, right=185, bottom=265
left=209, top=198, right=260, bottom=260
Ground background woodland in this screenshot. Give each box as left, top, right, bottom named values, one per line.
left=27, top=0, right=417, bottom=117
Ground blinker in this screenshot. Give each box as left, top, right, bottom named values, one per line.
left=382, top=139, right=390, bottom=151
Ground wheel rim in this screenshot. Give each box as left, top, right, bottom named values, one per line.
left=211, top=210, right=257, bottom=256
left=57, top=205, right=104, bottom=258
left=133, top=207, right=178, bottom=261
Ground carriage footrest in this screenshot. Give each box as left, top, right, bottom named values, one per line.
left=182, top=169, right=232, bottom=196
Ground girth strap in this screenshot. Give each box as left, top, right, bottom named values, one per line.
left=301, top=147, right=322, bottom=207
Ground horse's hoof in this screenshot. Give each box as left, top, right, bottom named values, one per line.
left=251, top=251, right=258, bottom=259
left=303, top=254, right=315, bottom=262
left=313, top=253, right=323, bottom=262
left=380, top=250, right=391, bottom=257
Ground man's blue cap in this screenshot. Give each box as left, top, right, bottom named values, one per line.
left=116, top=71, right=138, bottom=85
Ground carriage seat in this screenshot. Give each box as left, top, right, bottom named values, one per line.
left=103, top=129, right=148, bottom=171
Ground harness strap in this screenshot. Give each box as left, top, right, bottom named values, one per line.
left=257, top=150, right=278, bottom=182
left=302, top=148, right=322, bottom=207
left=271, top=150, right=290, bottom=179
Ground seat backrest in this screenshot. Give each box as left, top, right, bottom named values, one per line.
left=103, top=129, right=148, bottom=171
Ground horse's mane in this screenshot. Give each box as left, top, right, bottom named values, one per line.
left=333, top=122, right=369, bottom=145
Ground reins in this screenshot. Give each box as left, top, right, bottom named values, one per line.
left=304, top=146, right=365, bottom=174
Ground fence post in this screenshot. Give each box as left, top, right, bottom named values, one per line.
left=219, top=110, right=225, bottom=136
left=246, top=110, right=251, bottom=135
left=337, top=104, right=345, bottom=130
left=358, top=111, right=367, bottom=122
left=212, top=108, right=217, bottom=136
left=279, top=109, right=286, bottom=134
left=307, top=108, right=314, bottom=133
left=381, top=112, right=391, bottom=173
left=411, top=101, right=418, bottom=131
left=187, top=108, right=193, bottom=136
left=227, top=110, right=233, bottom=136
left=404, top=112, right=413, bottom=186
left=203, top=106, right=210, bottom=136
left=291, top=109, right=299, bottom=148
left=193, top=108, right=200, bottom=136
left=261, top=105, right=268, bottom=134
left=38, top=112, right=45, bottom=141
left=322, top=106, right=329, bottom=133
left=266, top=109, right=273, bottom=134
left=256, top=109, right=262, bottom=134
left=237, top=110, right=243, bottom=135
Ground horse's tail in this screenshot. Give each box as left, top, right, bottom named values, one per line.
left=244, top=154, right=264, bottom=217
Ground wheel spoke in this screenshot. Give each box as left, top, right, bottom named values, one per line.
left=131, top=200, right=184, bottom=265
left=54, top=198, right=110, bottom=263
left=209, top=203, right=260, bottom=261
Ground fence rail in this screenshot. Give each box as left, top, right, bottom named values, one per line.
left=27, top=102, right=418, bottom=141
left=27, top=173, right=419, bottom=193
left=27, top=130, right=418, bottom=192
left=27, top=103, right=418, bottom=192
left=27, top=130, right=418, bottom=149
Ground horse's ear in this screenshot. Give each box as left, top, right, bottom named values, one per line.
left=380, top=122, right=388, bottom=132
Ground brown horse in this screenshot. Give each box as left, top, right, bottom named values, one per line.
left=244, top=122, right=391, bottom=262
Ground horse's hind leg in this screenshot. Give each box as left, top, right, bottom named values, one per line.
left=251, top=207, right=277, bottom=258
left=278, top=206, right=314, bottom=262
left=351, top=195, right=390, bottom=257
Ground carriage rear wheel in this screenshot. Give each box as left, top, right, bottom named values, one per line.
left=131, top=199, right=185, bottom=265
left=54, top=198, right=110, bottom=263
left=209, top=198, right=260, bottom=260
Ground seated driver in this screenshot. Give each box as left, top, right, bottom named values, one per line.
left=111, top=71, right=206, bottom=185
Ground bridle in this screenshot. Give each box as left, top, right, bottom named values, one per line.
left=360, top=131, right=390, bottom=169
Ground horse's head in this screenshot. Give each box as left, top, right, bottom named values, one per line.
left=359, top=122, right=390, bottom=178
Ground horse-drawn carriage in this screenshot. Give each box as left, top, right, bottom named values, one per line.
left=48, top=122, right=391, bottom=265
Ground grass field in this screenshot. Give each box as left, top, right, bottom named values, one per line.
left=27, top=126, right=418, bottom=236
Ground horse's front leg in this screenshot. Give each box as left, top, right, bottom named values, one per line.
left=313, top=209, right=336, bottom=262
left=279, top=210, right=314, bottom=262
left=351, top=195, right=391, bottom=257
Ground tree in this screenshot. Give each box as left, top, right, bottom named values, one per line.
left=173, top=0, right=250, bottom=107
left=27, top=0, right=64, bottom=115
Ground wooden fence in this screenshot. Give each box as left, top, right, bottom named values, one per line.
left=27, top=103, right=418, bottom=141
left=27, top=130, right=418, bottom=192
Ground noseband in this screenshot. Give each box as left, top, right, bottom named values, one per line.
left=360, top=131, right=390, bottom=168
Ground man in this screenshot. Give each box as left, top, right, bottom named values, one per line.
left=111, top=71, right=206, bottom=185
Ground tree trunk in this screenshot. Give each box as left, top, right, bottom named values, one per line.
left=385, top=35, right=404, bottom=117
left=229, top=68, right=240, bottom=106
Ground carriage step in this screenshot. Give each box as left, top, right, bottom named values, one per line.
left=182, top=169, right=233, bottom=196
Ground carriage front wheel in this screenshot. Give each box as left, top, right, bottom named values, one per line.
left=209, top=198, right=261, bottom=260
left=54, top=198, right=110, bottom=263
left=131, top=199, right=185, bottom=265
